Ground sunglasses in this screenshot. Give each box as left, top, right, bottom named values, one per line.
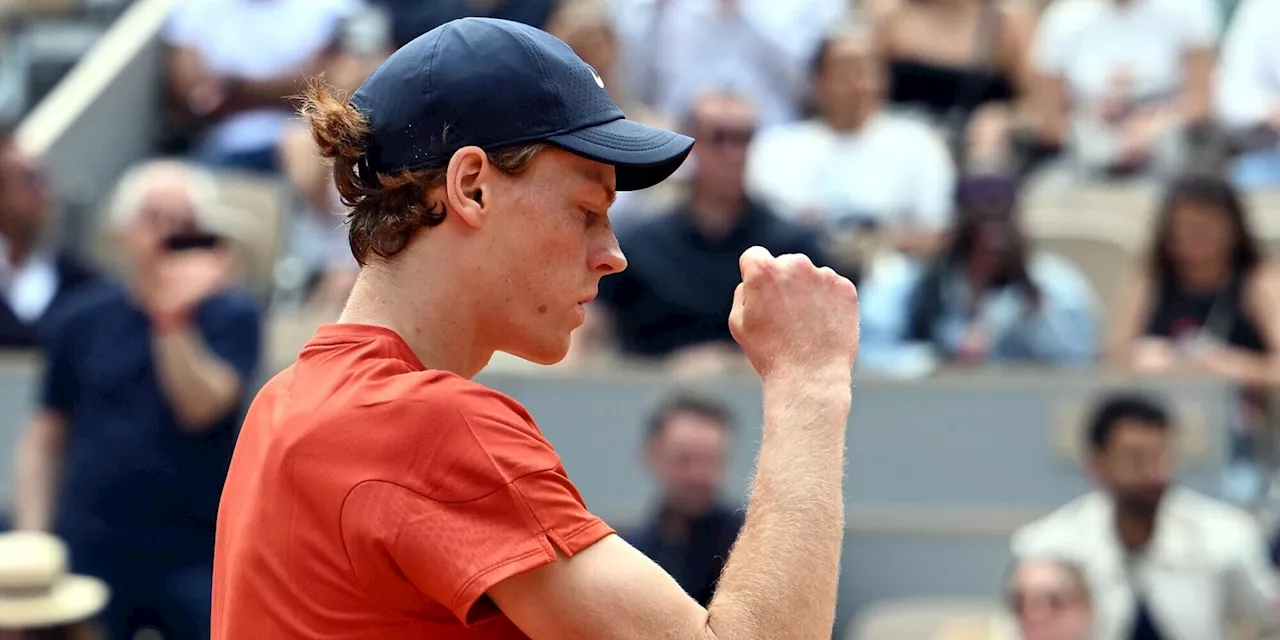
left=1007, top=590, right=1079, bottom=615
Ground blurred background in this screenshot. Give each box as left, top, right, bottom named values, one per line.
left=4, top=0, right=1280, bottom=638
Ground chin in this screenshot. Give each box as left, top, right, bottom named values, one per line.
left=502, top=337, right=571, bottom=366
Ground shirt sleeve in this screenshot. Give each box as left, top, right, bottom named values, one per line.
left=341, top=389, right=614, bottom=625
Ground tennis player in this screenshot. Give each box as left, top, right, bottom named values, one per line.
left=212, top=17, right=860, bottom=640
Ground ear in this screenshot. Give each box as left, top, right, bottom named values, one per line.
left=444, top=146, right=489, bottom=229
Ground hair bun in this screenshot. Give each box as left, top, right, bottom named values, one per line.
left=300, top=79, right=370, bottom=161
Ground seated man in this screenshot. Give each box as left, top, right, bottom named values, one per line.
left=583, top=91, right=834, bottom=370
left=624, top=394, right=742, bottom=607
left=0, top=127, right=97, bottom=349
left=163, top=0, right=361, bottom=173
left=747, top=26, right=956, bottom=259
left=1012, top=393, right=1279, bottom=640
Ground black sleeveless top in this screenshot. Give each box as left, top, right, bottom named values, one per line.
left=1145, top=275, right=1267, bottom=354
left=887, top=60, right=1016, bottom=124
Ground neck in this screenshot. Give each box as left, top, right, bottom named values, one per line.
left=825, top=106, right=874, bottom=133
left=1115, top=509, right=1156, bottom=551
left=688, top=184, right=745, bottom=239
left=339, top=262, right=492, bottom=378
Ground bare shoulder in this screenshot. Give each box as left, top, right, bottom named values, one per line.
left=487, top=533, right=709, bottom=640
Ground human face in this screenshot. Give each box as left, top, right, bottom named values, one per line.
left=1007, top=560, right=1092, bottom=640
left=816, top=35, right=883, bottom=120
left=646, top=411, right=730, bottom=518
left=480, top=147, right=626, bottom=364
left=1091, top=420, right=1172, bottom=518
left=1166, top=199, right=1236, bottom=276
left=0, top=143, right=49, bottom=245
left=689, top=96, right=756, bottom=198
left=117, top=179, right=200, bottom=270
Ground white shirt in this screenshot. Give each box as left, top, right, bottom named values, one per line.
left=1012, top=488, right=1280, bottom=640
left=0, top=239, right=59, bottom=324
left=609, top=0, right=849, bottom=126
left=1215, top=0, right=1280, bottom=129
left=164, top=0, right=360, bottom=154
left=744, top=114, right=955, bottom=231
left=1033, top=0, right=1220, bottom=106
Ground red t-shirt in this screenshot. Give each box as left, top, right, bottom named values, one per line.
left=211, top=324, right=614, bottom=639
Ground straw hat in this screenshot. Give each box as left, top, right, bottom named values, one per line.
left=0, top=531, right=108, bottom=629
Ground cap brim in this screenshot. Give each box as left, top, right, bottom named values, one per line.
left=545, top=118, right=694, bottom=192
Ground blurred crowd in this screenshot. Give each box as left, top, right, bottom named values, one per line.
left=3, top=0, right=1280, bottom=637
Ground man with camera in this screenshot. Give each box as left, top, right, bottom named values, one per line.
left=13, top=160, right=261, bottom=640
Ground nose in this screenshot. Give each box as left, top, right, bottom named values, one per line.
left=591, top=232, right=627, bottom=275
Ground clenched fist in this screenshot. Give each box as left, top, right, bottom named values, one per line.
left=728, top=246, right=859, bottom=379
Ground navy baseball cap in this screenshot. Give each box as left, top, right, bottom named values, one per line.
left=350, top=17, right=694, bottom=192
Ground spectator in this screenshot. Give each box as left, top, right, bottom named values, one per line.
left=858, top=174, right=1098, bottom=377
left=1004, top=557, right=1094, bottom=640
left=874, top=0, right=1037, bottom=165
left=933, top=556, right=1093, bottom=640
left=624, top=393, right=742, bottom=608
left=163, top=0, right=362, bottom=174
left=746, top=26, right=956, bottom=261
left=585, top=91, right=832, bottom=369
left=1215, top=0, right=1280, bottom=188
left=611, top=0, right=849, bottom=127
left=370, top=0, right=557, bottom=50
left=0, top=531, right=108, bottom=640
left=1030, top=0, right=1219, bottom=180
left=12, top=161, right=262, bottom=639
left=1012, top=393, right=1280, bottom=640
left=1107, top=174, right=1280, bottom=412
left=0, top=128, right=95, bottom=349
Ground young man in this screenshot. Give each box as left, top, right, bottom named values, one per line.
left=212, top=17, right=860, bottom=640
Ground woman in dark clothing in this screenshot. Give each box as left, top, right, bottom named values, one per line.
left=873, top=0, right=1036, bottom=165
left=1108, top=173, right=1278, bottom=384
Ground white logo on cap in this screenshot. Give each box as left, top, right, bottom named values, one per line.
left=590, top=67, right=605, bottom=89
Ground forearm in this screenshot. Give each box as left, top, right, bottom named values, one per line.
left=153, top=326, right=241, bottom=432
left=14, top=414, right=64, bottom=531
left=1219, top=349, right=1280, bottom=389
left=705, top=369, right=851, bottom=640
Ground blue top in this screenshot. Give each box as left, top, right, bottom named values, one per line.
left=38, top=281, right=261, bottom=571
left=857, top=252, right=1099, bottom=375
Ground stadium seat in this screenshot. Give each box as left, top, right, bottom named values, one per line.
left=847, top=598, right=1004, bottom=640
left=1032, top=228, right=1138, bottom=321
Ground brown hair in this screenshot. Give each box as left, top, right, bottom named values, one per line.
left=299, top=79, right=545, bottom=265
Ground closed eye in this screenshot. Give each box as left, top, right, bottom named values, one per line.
left=582, top=208, right=603, bottom=228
